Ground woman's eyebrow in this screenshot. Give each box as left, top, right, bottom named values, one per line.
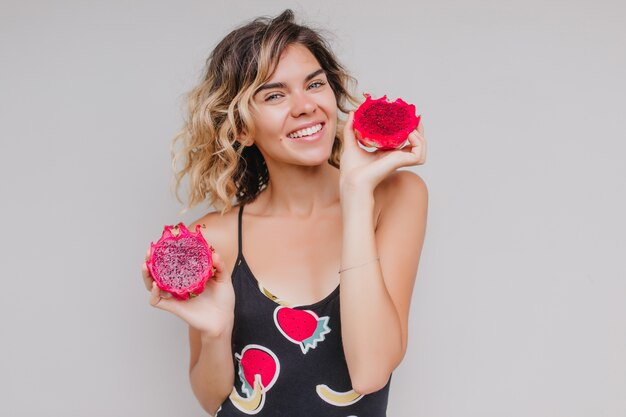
left=254, top=68, right=326, bottom=96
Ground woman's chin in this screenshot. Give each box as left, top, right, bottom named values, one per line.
left=298, top=156, right=332, bottom=167
left=296, top=145, right=335, bottom=166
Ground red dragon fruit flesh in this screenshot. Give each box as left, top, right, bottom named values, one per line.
left=352, top=93, right=421, bottom=150
left=146, top=223, right=214, bottom=301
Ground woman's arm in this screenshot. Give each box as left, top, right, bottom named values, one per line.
left=144, top=221, right=237, bottom=416
left=189, top=326, right=235, bottom=416
left=338, top=112, right=428, bottom=395
left=340, top=171, right=428, bottom=395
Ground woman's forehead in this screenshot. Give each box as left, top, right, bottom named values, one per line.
left=268, top=44, right=322, bottom=80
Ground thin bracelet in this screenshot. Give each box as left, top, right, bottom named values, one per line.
left=338, top=257, right=380, bottom=274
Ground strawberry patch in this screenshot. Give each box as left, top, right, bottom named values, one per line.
left=274, top=306, right=331, bottom=354
left=235, top=344, right=280, bottom=396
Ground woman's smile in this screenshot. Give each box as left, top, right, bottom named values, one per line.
left=287, top=122, right=325, bottom=142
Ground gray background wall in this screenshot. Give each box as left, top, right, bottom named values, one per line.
left=1, top=0, right=625, bottom=416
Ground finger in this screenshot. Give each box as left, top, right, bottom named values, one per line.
left=212, top=251, right=223, bottom=274
left=150, top=282, right=177, bottom=312
left=408, top=129, right=425, bottom=151
left=394, top=145, right=422, bottom=166
left=417, top=115, right=424, bottom=135
left=145, top=247, right=151, bottom=261
left=342, top=112, right=358, bottom=149
left=388, top=133, right=424, bottom=164
left=150, top=281, right=162, bottom=307
left=413, top=125, right=425, bottom=142
left=346, top=110, right=354, bottom=129
left=210, top=252, right=231, bottom=284
left=409, top=129, right=427, bottom=164
left=406, top=132, right=426, bottom=165
left=365, top=151, right=420, bottom=185
left=407, top=131, right=420, bottom=148
left=142, top=262, right=153, bottom=291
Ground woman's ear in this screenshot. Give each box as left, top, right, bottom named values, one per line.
left=236, top=133, right=254, bottom=147
left=236, top=135, right=254, bottom=147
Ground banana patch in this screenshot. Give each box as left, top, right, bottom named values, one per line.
left=229, top=344, right=280, bottom=415
left=316, top=384, right=364, bottom=406
left=229, top=374, right=265, bottom=414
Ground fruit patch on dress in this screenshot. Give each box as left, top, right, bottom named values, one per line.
left=257, top=282, right=292, bottom=307
left=316, top=384, right=364, bottom=406
left=273, top=306, right=331, bottom=354
left=229, top=344, right=280, bottom=415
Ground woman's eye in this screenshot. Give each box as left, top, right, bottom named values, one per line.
left=264, top=82, right=325, bottom=101
left=308, top=81, right=326, bottom=90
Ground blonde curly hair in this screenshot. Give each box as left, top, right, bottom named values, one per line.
left=171, top=9, right=359, bottom=215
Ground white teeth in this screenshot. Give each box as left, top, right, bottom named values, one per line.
left=288, top=123, right=322, bottom=138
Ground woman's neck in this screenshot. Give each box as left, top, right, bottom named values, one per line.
left=253, top=162, right=341, bottom=219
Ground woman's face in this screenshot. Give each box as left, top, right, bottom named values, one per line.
left=247, top=43, right=338, bottom=167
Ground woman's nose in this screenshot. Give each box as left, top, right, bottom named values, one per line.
left=290, top=92, right=317, bottom=117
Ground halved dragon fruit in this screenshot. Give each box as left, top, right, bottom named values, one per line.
left=353, top=93, right=421, bottom=150
left=274, top=306, right=331, bottom=354
left=146, top=223, right=214, bottom=301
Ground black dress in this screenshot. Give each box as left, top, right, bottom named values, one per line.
left=216, top=204, right=391, bottom=417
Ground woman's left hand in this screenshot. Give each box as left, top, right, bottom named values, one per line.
left=339, top=111, right=427, bottom=195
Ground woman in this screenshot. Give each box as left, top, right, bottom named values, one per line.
left=142, top=9, right=428, bottom=417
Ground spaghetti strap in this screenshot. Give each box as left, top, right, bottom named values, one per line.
left=237, top=204, right=244, bottom=258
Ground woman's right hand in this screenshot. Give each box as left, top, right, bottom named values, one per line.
left=141, top=247, right=235, bottom=337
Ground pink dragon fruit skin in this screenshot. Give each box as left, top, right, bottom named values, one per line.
left=274, top=307, right=331, bottom=354
left=146, top=223, right=214, bottom=301
left=235, top=345, right=280, bottom=396
left=353, top=93, right=421, bottom=150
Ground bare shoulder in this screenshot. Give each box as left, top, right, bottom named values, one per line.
left=374, top=170, right=428, bottom=218
left=188, top=205, right=241, bottom=276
